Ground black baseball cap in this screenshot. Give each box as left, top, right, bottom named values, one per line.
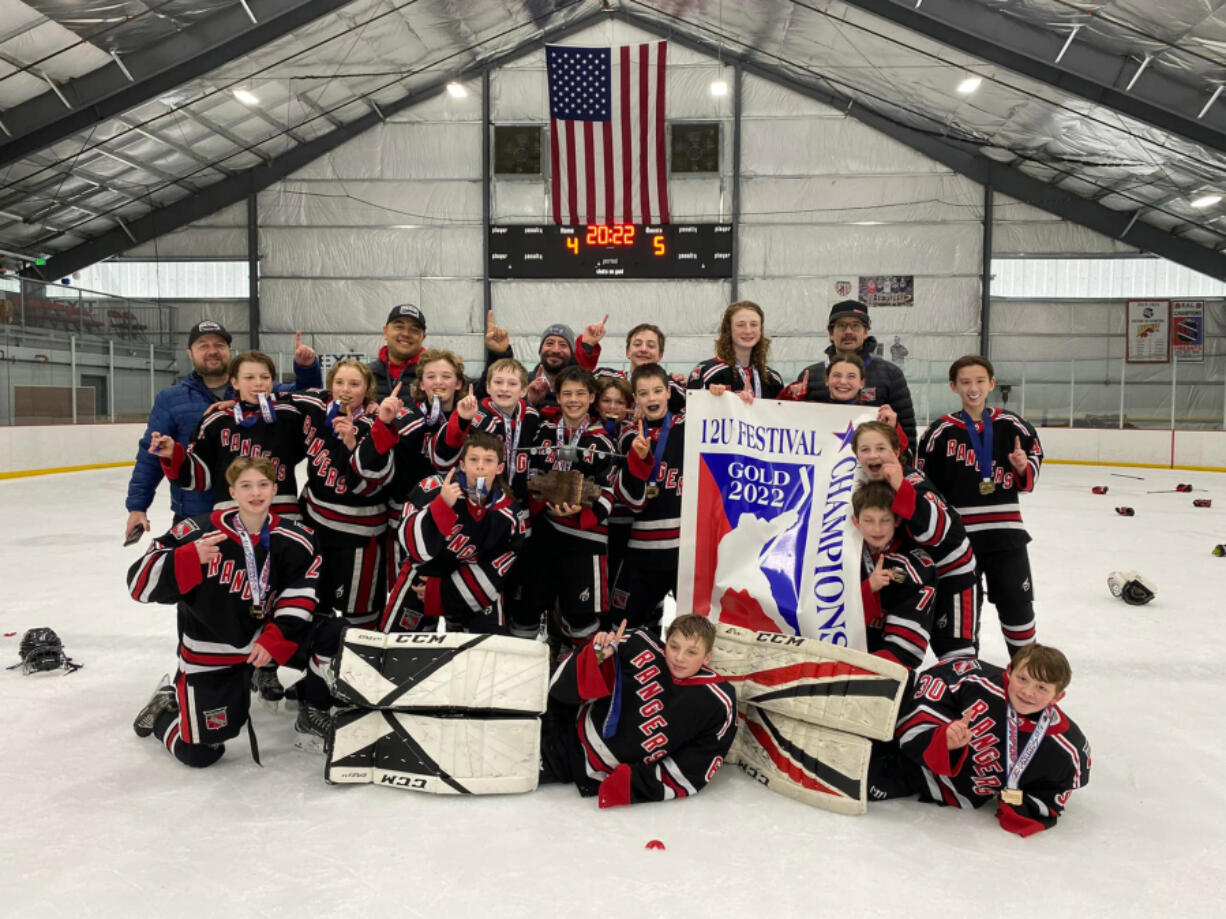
left=828, top=300, right=871, bottom=331
left=188, top=320, right=232, bottom=347
left=385, top=304, right=427, bottom=329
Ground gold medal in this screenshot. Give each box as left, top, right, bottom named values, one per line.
left=979, top=481, right=995, bottom=495
left=888, top=568, right=906, bottom=583
left=646, top=484, right=660, bottom=499
left=251, top=602, right=267, bottom=620
left=1000, top=787, right=1023, bottom=806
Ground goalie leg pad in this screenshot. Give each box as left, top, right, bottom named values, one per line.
left=730, top=704, right=871, bottom=816
left=708, top=624, right=908, bottom=741
left=331, top=628, right=550, bottom=713
left=325, top=708, right=541, bottom=794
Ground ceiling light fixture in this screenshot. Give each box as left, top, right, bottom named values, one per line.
left=447, top=82, right=468, bottom=99
left=710, top=80, right=728, bottom=97
left=956, top=77, right=982, bottom=95
left=1191, top=194, right=1221, bottom=209
left=233, top=88, right=259, bottom=105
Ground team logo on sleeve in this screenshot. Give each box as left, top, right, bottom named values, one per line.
left=204, top=707, right=229, bottom=730
left=172, top=518, right=200, bottom=540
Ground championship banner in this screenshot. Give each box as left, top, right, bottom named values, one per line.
left=677, top=391, right=874, bottom=650
left=1172, top=300, right=1204, bottom=363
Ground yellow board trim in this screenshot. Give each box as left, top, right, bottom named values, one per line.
left=1045, top=458, right=1226, bottom=473
left=0, top=460, right=136, bottom=480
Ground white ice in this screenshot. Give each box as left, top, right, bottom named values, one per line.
left=2, top=464, right=1224, bottom=918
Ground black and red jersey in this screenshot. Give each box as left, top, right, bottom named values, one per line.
left=890, top=467, right=978, bottom=589
left=916, top=408, right=1042, bottom=554
left=161, top=396, right=306, bottom=519
left=687, top=357, right=784, bottom=398
left=896, top=658, right=1090, bottom=837
left=548, top=629, right=736, bottom=805
left=431, top=398, right=544, bottom=504
left=526, top=419, right=617, bottom=553
left=126, top=510, right=321, bottom=669
left=289, top=390, right=391, bottom=543
left=380, top=475, right=526, bottom=629
left=859, top=538, right=937, bottom=670
left=614, top=414, right=685, bottom=568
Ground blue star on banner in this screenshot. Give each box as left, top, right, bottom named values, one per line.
left=832, top=422, right=856, bottom=451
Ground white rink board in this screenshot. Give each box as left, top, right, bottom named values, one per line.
left=0, top=465, right=1224, bottom=918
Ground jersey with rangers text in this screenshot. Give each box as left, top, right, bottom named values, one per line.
left=549, top=629, right=736, bottom=805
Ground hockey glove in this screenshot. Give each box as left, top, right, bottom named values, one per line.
left=1107, top=570, right=1156, bottom=606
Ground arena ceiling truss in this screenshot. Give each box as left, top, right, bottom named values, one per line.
left=3, top=0, right=1226, bottom=281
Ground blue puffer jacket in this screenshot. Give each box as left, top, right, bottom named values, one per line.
left=125, top=361, right=322, bottom=519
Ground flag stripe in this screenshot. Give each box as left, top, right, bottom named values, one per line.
left=547, top=41, right=668, bottom=225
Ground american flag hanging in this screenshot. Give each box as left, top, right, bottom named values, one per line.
left=546, top=41, right=670, bottom=226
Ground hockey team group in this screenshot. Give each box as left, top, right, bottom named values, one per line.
left=118, top=297, right=1091, bottom=832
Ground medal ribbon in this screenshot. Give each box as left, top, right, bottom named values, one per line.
left=233, top=393, right=276, bottom=427
left=961, top=409, right=994, bottom=488
left=497, top=403, right=523, bottom=471
left=1004, top=703, right=1055, bottom=794
left=325, top=399, right=364, bottom=431
left=427, top=394, right=442, bottom=426
left=234, top=515, right=272, bottom=612
left=648, top=412, right=673, bottom=489
left=738, top=363, right=762, bottom=397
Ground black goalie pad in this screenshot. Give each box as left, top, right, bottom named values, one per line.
left=325, top=707, right=540, bottom=795
left=331, top=628, right=550, bottom=714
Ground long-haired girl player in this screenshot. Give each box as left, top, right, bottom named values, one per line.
left=853, top=420, right=980, bottom=660
left=687, top=301, right=784, bottom=398
left=287, top=359, right=398, bottom=628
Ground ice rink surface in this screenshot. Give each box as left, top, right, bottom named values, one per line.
left=2, top=463, right=1224, bottom=918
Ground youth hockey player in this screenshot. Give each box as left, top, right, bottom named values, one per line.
left=541, top=614, right=736, bottom=807
left=611, top=363, right=685, bottom=634
left=517, top=366, right=617, bottom=645
left=916, top=356, right=1043, bottom=652
left=150, top=351, right=306, bottom=520
left=894, top=643, right=1091, bottom=836
left=574, top=316, right=687, bottom=413
left=289, top=359, right=395, bottom=627
left=687, top=301, right=785, bottom=398
left=595, top=376, right=636, bottom=579
left=380, top=431, right=525, bottom=635
left=784, top=353, right=903, bottom=431
left=851, top=481, right=937, bottom=670
left=128, top=456, right=322, bottom=767
left=854, top=421, right=979, bottom=660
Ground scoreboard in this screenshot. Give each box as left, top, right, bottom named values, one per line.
left=489, top=224, right=733, bottom=279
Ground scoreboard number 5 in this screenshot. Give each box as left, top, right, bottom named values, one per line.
left=653, top=236, right=666, bottom=257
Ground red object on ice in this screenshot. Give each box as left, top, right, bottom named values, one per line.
left=1176, top=483, right=1193, bottom=493
left=3, top=632, right=14, bottom=637
left=645, top=840, right=666, bottom=850
left=1115, top=507, right=1135, bottom=516
left=1091, top=486, right=1108, bottom=495
left=1194, top=499, right=1212, bottom=508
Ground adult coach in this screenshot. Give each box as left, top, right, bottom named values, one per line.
left=793, top=300, right=916, bottom=447
left=123, top=320, right=321, bottom=538
left=370, top=304, right=428, bottom=400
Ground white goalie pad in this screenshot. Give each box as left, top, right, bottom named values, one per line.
left=331, top=628, right=550, bottom=714
left=708, top=623, right=908, bottom=741
left=731, top=703, right=872, bottom=816
left=326, top=708, right=541, bottom=795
